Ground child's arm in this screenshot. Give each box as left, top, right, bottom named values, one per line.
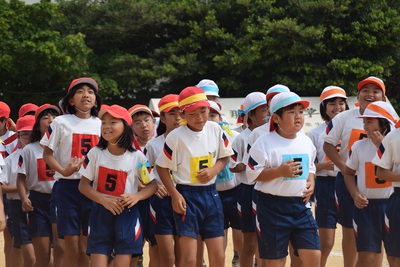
left=119, top=180, right=157, bottom=209
left=156, top=165, right=186, bottom=215
left=315, top=161, right=334, bottom=172
left=43, top=146, right=83, bottom=177
left=16, top=173, right=33, bottom=212
left=343, top=166, right=368, bottom=209
left=0, top=184, right=17, bottom=194
left=302, top=173, right=316, bottom=202
left=78, top=176, right=124, bottom=215
left=323, top=142, right=346, bottom=173
left=255, top=160, right=302, bottom=182
left=197, top=156, right=229, bottom=183
left=0, top=186, right=5, bottom=232
left=376, top=166, right=400, bottom=182
left=229, top=163, right=246, bottom=173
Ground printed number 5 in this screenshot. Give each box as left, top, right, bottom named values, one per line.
left=105, top=174, right=117, bottom=191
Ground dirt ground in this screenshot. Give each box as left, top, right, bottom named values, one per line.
left=0, top=224, right=389, bottom=267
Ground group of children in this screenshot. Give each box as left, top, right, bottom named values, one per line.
left=0, top=75, right=399, bottom=267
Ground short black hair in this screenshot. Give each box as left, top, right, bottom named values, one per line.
left=97, top=120, right=135, bottom=152
left=30, top=109, right=59, bottom=143
left=378, top=117, right=392, bottom=136
left=272, top=103, right=303, bottom=129
left=61, top=83, right=102, bottom=116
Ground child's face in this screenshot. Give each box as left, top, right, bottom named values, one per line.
left=160, top=107, right=181, bottom=131
left=249, top=104, right=269, bottom=128
left=18, top=131, right=32, bottom=146
left=68, top=85, right=97, bottom=116
left=273, top=104, right=304, bottom=138
left=0, top=117, right=7, bottom=131
left=325, top=98, right=347, bottom=120
left=131, top=113, right=155, bottom=140
left=357, top=84, right=384, bottom=111
left=207, top=95, right=219, bottom=102
left=208, top=111, right=221, bottom=123
left=39, top=112, right=57, bottom=136
left=181, top=106, right=209, bottom=132
left=101, top=112, right=124, bottom=144
left=363, top=118, right=382, bottom=138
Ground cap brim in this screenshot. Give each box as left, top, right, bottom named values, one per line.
left=358, top=80, right=385, bottom=93
left=182, top=101, right=210, bottom=112
left=129, top=108, right=153, bottom=117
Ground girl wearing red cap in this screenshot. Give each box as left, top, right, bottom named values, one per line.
left=41, top=77, right=102, bottom=267
left=17, top=104, right=60, bottom=267
left=78, top=105, right=157, bottom=267
left=145, top=94, right=181, bottom=267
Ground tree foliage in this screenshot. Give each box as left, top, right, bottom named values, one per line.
left=1, top=0, right=399, bottom=115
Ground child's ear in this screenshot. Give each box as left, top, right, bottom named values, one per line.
left=271, top=113, right=279, bottom=124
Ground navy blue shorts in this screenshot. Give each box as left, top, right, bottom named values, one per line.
left=28, top=190, right=52, bottom=237
left=256, top=192, right=320, bottom=260
left=10, top=199, right=31, bottom=248
left=218, top=187, right=242, bottom=230
left=56, top=179, right=92, bottom=238
left=50, top=181, right=60, bottom=224
left=87, top=202, right=143, bottom=256
left=315, top=176, right=337, bottom=229
left=335, top=172, right=355, bottom=228
left=353, top=198, right=388, bottom=253
left=237, top=183, right=256, bottom=233
left=174, top=184, right=224, bottom=240
left=149, top=195, right=176, bottom=236
left=138, top=198, right=157, bottom=246
left=384, top=188, right=400, bottom=257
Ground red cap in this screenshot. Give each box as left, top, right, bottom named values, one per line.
left=68, top=77, right=99, bottom=93
left=0, top=101, right=11, bottom=118
left=35, top=104, right=60, bottom=121
left=357, top=76, right=385, bottom=94
left=19, top=103, right=39, bottom=118
left=158, top=94, right=179, bottom=113
left=99, top=105, right=132, bottom=126
left=178, top=86, right=210, bottom=112
left=16, top=115, right=35, bottom=132
left=128, top=104, right=153, bottom=118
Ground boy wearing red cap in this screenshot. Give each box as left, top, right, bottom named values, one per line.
left=323, top=76, right=386, bottom=267
left=0, top=101, right=16, bottom=159
left=247, top=92, right=320, bottom=267
left=156, top=86, right=233, bottom=267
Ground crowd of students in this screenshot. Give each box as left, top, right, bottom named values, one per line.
left=0, top=75, right=399, bottom=267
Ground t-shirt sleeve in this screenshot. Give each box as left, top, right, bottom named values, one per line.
left=218, top=128, right=234, bottom=159
left=155, top=135, right=178, bottom=172
left=79, top=149, right=97, bottom=181
left=323, top=114, right=343, bottom=145
left=246, top=139, right=268, bottom=183
left=40, top=119, right=61, bottom=151
left=346, top=142, right=359, bottom=171
left=372, top=138, right=392, bottom=170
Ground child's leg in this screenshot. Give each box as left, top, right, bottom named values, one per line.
left=179, top=236, right=198, bottom=266
left=90, top=253, right=109, bottom=267
left=264, top=258, right=286, bottom=267
left=63, top=234, right=80, bottom=266
left=240, top=232, right=257, bottom=267
left=318, top=228, right=335, bottom=267
left=21, top=243, right=36, bottom=267
left=155, top=234, right=175, bottom=267
left=3, top=226, right=13, bottom=267
left=342, top=227, right=357, bottom=267
left=148, top=243, right=160, bottom=267
left=204, top=236, right=225, bottom=267
left=32, top=236, right=51, bottom=267
left=10, top=243, right=23, bottom=267
left=113, top=254, right=132, bottom=267
left=51, top=223, right=65, bottom=267
left=356, top=251, right=382, bottom=267
left=297, top=249, right=321, bottom=267
left=289, top=241, right=302, bottom=267
left=196, top=237, right=204, bottom=267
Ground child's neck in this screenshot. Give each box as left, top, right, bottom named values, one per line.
left=74, top=109, right=92, bottom=119
left=0, top=127, right=7, bottom=136
left=107, top=144, right=126, bottom=155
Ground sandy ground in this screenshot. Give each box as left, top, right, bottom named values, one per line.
left=0, top=223, right=389, bottom=267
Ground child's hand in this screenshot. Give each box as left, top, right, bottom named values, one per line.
left=171, top=192, right=186, bottom=215
left=119, top=193, right=139, bottom=209
left=196, top=168, right=216, bottom=183
left=64, top=157, right=84, bottom=176
left=279, top=160, right=302, bottom=178
left=302, top=180, right=315, bottom=202
left=155, top=185, right=169, bottom=199
left=101, top=197, right=124, bottom=215
left=21, top=198, right=34, bottom=212
left=352, top=193, right=369, bottom=209
left=6, top=117, right=16, bottom=132
left=323, top=160, right=335, bottom=171
left=369, top=130, right=384, bottom=148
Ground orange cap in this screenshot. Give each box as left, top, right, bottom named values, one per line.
left=16, top=115, right=35, bottom=132
left=68, top=77, right=99, bottom=93
left=0, top=101, right=11, bottom=118
left=178, top=86, right=210, bottom=112
left=357, top=76, right=385, bottom=94
left=35, top=104, right=60, bottom=121
left=99, top=105, right=132, bottom=126
left=158, top=94, right=179, bottom=113
left=19, top=103, right=39, bottom=118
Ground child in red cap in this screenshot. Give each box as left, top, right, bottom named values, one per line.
left=78, top=105, right=157, bottom=266
left=156, top=86, right=233, bottom=266
left=40, top=77, right=102, bottom=267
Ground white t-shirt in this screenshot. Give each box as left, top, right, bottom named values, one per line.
left=230, top=128, right=252, bottom=185
left=145, top=134, right=166, bottom=185
left=156, top=121, right=233, bottom=186
left=79, top=146, right=155, bottom=196
left=247, top=131, right=316, bottom=197
left=1, top=148, right=24, bottom=200
left=347, top=139, right=392, bottom=199
left=18, top=142, right=55, bottom=194
left=308, top=122, right=338, bottom=177
left=40, top=114, right=101, bottom=180
left=1, top=130, right=17, bottom=158
left=323, top=108, right=366, bottom=164
left=372, top=128, right=400, bottom=187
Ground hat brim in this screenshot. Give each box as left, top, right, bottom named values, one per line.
left=99, top=107, right=132, bottom=126
left=269, top=100, right=310, bottom=132
left=129, top=108, right=153, bottom=117
left=181, top=100, right=210, bottom=112
left=357, top=80, right=385, bottom=93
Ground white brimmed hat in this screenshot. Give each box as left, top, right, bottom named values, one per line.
left=243, top=92, right=267, bottom=115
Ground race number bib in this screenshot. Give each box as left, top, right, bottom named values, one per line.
left=71, top=134, right=99, bottom=157
left=190, top=154, right=214, bottom=183
left=365, top=162, right=391, bottom=189
left=37, top=158, right=55, bottom=181
left=348, top=129, right=367, bottom=151
left=97, top=166, right=127, bottom=196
